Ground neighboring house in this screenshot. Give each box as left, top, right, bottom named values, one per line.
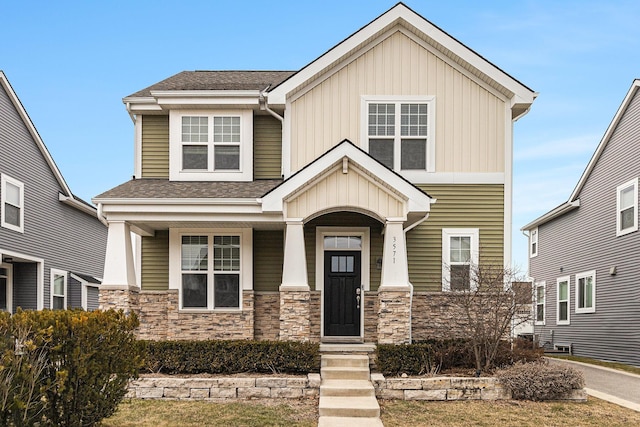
left=94, top=3, right=536, bottom=344
left=522, top=79, right=640, bottom=367
left=0, top=71, right=107, bottom=312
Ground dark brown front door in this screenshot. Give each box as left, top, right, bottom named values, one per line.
left=324, top=251, right=361, bottom=337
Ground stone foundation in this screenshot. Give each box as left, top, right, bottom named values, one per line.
left=99, top=286, right=140, bottom=314
left=309, top=291, right=321, bottom=342
left=254, top=292, right=280, bottom=341
left=378, top=288, right=411, bottom=344
left=364, top=291, right=379, bottom=342
left=279, top=289, right=311, bottom=341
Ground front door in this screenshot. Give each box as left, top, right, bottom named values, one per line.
left=324, top=251, right=361, bottom=337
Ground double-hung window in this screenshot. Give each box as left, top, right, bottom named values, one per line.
left=575, top=270, right=596, bottom=313
left=557, top=276, right=570, bottom=325
left=363, top=97, right=435, bottom=175
left=535, top=281, right=545, bottom=325
left=442, top=228, right=479, bottom=291
left=51, top=269, right=67, bottom=310
left=616, top=178, right=638, bottom=236
left=1, top=174, right=24, bottom=233
left=529, top=228, right=538, bottom=257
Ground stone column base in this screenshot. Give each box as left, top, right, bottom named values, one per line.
left=378, top=287, right=411, bottom=344
left=279, top=288, right=311, bottom=342
left=99, top=286, right=140, bottom=314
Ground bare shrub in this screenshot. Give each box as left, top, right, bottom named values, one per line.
left=496, top=360, right=584, bottom=401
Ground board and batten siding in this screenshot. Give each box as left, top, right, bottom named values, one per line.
left=141, top=231, right=169, bottom=291
left=0, top=82, right=107, bottom=310
left=254, top=115, right=282, bottom=179
left=253, top=230, right=284, bottom=292
left=141, top=115, right=170, bottom=178
left=408, top=184, right=504, bottom=292
left=289, top=30, right=506, bottom=174
left=531, top=89, right=640, bottom=367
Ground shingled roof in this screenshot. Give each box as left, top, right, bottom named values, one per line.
left=94, top=179, right=283, bottom=200
left=127, top=71, right=296, bottom=98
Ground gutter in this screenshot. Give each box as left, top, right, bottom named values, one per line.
left=521, top=199, right=580, bottom=231
left=259, top=86, right=284, bottom=122
left=96, top=203, right=108, bottom=227
left=125, top=102, right=136, bottom=124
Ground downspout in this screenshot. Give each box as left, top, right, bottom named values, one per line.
left=126, top=102, right=136, bottom=124
left=403, top=212, right=430, bottom=343
left=259, top=87, right=284, bottom=122
left=96, top=203, right=108, bottom=227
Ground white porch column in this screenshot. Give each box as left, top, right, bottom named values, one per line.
left=103, top=221, right=137, bottom=287
left=280, top=219, right=309, bottom=290
left=380, top=219, right=410, bottom=289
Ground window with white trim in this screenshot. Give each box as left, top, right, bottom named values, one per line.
left=1, top=174, right=24, bottom=233
left=535, top=281, right=545, bottom=325
left=616, top=178, right=638, bottom=236
left=51, top=269, right=67, bottom=310
left=362, top=97, right=435, bottom=174
left=442, top=228, right=479, bottom=291
left=169, top=110, right=253, bottom=181
left=557, top=276, right=570, bottom=325
left=529, top=228, right=538, bottom=258
left=575, top=270, right=596, bottom=313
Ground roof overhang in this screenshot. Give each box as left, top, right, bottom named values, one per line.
left=124, top=90, right=262, bottom=113
left=521, top=200, right=580, bottom=231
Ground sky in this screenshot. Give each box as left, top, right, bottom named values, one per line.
left=2, top=0, right=640, bottom=272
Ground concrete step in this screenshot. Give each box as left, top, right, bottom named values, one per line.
left=321, top=354, right=370, bottom=368
left=318, top=416, right=384, bottom=427
left=319, top=395, right=381, bottom=418
left=320, top=379, right=375, bottom=397
left=321, top=366, right=370, bottom=381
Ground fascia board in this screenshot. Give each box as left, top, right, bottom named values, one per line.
left=520, top=200, right=580, bottom=231
left=150, top=90, right=261, bottom=98
left=59, top=193, right=98, bottom=217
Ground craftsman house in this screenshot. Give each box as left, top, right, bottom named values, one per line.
left=522, top=80, right=640, bottom=367
left=94, top=3, right=535, bottom=344
left=0, top=71, right=107, bottom=312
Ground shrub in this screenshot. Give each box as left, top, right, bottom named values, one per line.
left=142, top=340, right=320, bottom=375
left=496, top=360, right=584, bottom=401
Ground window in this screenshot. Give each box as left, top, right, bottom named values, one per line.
left=362, top=97, right=435, bottom=175
left=51, top=269, right=67, bottom=310
left=575, top=270, right=596, bottom=313
left=442, top=228, right=479, bottom=291
left=169, top=110, right=253, bottom=181
left=529, top=228, right=538, bottom=257
left=535, top=281, right=545, bottom=325
left=617, top=178, right=638, bottom=236
left=557, top=276, right=570, bottom=325
left=180, top=233, right=242, bottom=310
left=1, top=174, right=24, bottom=233
left=0, top=265, right=10, bottom=312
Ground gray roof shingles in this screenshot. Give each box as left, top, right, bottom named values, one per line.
left=128, top=71, right=296, bottom=98
left=95, top=179, right=283, bottom=200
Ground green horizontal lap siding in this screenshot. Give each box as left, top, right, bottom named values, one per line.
left=253, top=230, right=284, bottom=292
left=407, top=184, right=504, bottom=292
left=142, top=115, right=169, bottom=178
left=254, top=115, right=282, bottom=179
left=141, top=231, right=169, bottom=290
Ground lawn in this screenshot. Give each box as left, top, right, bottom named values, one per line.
left=102, top=397, right=640, bottom=426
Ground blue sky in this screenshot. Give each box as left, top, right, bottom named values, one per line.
left=2, top=0, right=639, bottom=272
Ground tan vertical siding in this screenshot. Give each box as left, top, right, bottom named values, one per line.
left=290, top=31, right=506, bottom=173
left=407, top=184, right=504, bottom=292
left=141, top=230, right=169, bottom=291
left=254, top=115, right=282, bottom=179
left=141, top=115, right=169, bottom=178
left=253, top=230, right=284, bottom=292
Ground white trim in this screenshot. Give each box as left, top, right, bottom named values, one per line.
left=134, top=114, right=143, bottom=178
left=50, top=268, right=68, bottom=310
left=282, top=99, right=292, bottom=178
left=441, top=228, right=479, bottom=292
left=0, top=263, right=13, bottom=313
left=1, top=174, right=25, bottom=233
left=529, top=227, right=538, bottom=258
left=0, top=249, right=45, bottom=310
left=534, top=281, right=545, bottom=326
left=504, top=102, right=513, bottom=268
left=69, top=273, right=100, bottom=310
left=575, top=270, right=596, bottom=314
left=616, top=177, right=638, bottom=236
left=556, top=275, right=570, bottom=325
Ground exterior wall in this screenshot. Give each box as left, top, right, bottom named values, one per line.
left=289, top=31, right=506, bottom=174
left=411, top=292, right=472, bottom=341
left=12, top=262, right=37, bottom=309
left=0, top=82, right=107, bottom=311
left=253, top=230, right=283, bottom=292
left=254, top=292, right=280, bottom=341
left=141, top=115, right=169, bottom=178
left=531, top=90, right=640, bottom=367
left=68, top=276, right=82, bottom=308
left=254, top=115, right=282, bottom=179
left=408, top=184, right=504, bottom=292
left=87, top=286, right=99, bottom=310
left=141, top=230, right=169, bottom=291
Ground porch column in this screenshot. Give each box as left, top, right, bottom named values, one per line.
left=99, top=220, right=139, bottom=313
left=279, top=219, right=311, bottom=341
left=378, top=218, right=412, bottom=344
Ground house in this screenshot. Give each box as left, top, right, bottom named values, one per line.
left=0, top=71, right=107, bottom=312
left=522, top=79, right=640, bottom=367
left=94, top=3, right=536, bottom=344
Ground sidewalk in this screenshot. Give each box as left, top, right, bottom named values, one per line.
left=547, top=357, right=640, bottom=412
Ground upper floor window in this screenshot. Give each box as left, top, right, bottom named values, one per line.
left=529, top=228, right=538, bottom=258
left=557, top=276, right=570, bottom=325
left=441, top=228, right=479, bottom=292
left=575, top=270, right=596, bottom=314
left=1, top=174, right=24, bottom=233
left=616, top=178, right=638, bottom=236
left=169, top=110, right=253, bottom=181
left=361, top=96, right=435, bottom=177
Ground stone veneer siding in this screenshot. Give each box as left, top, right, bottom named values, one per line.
left=99, top=287, right=140, bottom=314
left=254, top=292, right=280, bottom=341
left=279, top=290, right=311, bottom=341
left=364, top=291, right=379, bottom=342
left=378, top=289, right=411, bottom=344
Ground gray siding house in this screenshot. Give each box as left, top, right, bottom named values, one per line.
left=522, top=79, right=640, bottom=367
left=0, top=71, right=107, bottom=311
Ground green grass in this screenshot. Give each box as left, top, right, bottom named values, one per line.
left=547, top=355, right=640, bottom=376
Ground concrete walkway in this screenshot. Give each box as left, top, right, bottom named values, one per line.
left=547, top=358, right=640, bottom=411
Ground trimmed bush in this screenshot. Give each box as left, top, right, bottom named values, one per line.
left=497, top=360, right=584, bottom=401
left=142, top=340, right=320, bottom=375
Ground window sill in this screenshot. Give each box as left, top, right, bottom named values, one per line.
left=616, top=227, right=638, bottom=237
left=575, top=308, right=595, bottom=314
left=557, top=321, right=570, bottom=326
left=179, top=308, right=242, bottom=313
